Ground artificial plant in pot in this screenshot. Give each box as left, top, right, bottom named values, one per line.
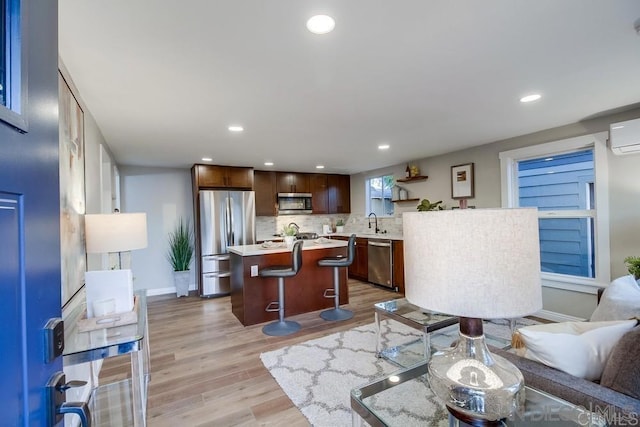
left=282, top=224, right=297, bottom=247
left=168, top=218, right=194, bottom=297
left=336, top=219, right=345, bottom=233
left=417, top=199, right=444, bottom=211
left=624, top=256, right=640, bottom=282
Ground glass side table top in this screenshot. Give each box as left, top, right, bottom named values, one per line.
left=374, top=298, right=459, bottom=332
left=63, top=290, right=147, bottom=365
left=351, top=361, right=606, bottom=427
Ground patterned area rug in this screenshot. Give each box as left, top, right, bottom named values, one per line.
left=260, top=318, right=539, bottom=426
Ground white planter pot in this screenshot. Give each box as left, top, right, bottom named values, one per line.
left=284, top=235, right=295, bottom=247
left=173, top=270, right=190, bottom=297
left=336, top=226, right=344, bottom=233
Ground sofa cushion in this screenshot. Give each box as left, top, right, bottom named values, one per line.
left=600, top=326, right=640, bottom=399
left=513, top=319, right=638, bottom=381
left=590, top=275, right=640, bottom=322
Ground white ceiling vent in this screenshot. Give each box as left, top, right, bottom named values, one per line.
left=610, top=118, right=640, bottom=155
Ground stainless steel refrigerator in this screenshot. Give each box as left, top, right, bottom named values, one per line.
left=198, top=190, right=255, bottom=297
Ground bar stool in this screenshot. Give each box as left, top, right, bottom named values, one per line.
left=318, top=234, right=356, bottom=321
left=260, top=239, right=304, bottom=336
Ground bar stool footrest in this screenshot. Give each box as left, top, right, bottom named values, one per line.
left=323, top=288, right=336, bottom=298
left=265, top=301, right=279, bottom=312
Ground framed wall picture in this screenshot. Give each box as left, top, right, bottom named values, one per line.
left=451, top=163, right=474, bottom=199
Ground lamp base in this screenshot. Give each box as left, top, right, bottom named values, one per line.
left=427, top=317, right=524, bottom=423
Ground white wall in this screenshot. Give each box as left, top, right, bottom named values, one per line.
left=120, top=166, right=195, bottom=295
left=351, top=107, right=640, bottom=319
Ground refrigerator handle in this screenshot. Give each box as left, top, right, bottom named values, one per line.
left=229, top=196, right=235, bottom=245
left=225, top=197, right=232, bottom=246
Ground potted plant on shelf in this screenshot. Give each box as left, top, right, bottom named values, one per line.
left=624, top=256, right=640, bottom=282
left=167, top=218, right=194, bottom=297
left=282, top=224, right=297, bottom=247
left=417, top=199, right=444, bottom=211
left=336, top=219, right=345, bottom=233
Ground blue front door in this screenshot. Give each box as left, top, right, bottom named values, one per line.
left=0, top=2, right=61, bottom=425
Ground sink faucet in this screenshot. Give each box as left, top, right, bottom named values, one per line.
left=288, top=222, right=300, bottom=234
left=367, top=213, right=379, bottom=233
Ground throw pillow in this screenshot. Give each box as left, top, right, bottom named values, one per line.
left=600, top=326, right=640, bottom=399
left=513, top=319, right=638, bottom=381
left=590, top=275, right=640, bottom=322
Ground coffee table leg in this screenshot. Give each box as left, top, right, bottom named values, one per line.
left=352, top=410, right=364, bottom=427
left=423, top=331, right=431, bottom=361
left=375, top=311, right=382, bottom=358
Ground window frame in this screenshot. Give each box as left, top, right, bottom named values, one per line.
left=365, top=173, right=395, bottom=217
left=0, top=0, right=28, bottom=133
left=499, top=133, right=610, bottom=293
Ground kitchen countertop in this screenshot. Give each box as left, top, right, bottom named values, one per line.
left=256, top=232, right=404, bottom=242
left=320, top=232, right=404, bottom=241
left=228, top=238, right=348, bottom=257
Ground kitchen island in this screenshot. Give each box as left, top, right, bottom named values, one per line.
left=228, top=239, right=349, bottom=326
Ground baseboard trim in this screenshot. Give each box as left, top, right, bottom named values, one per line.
left=536, top=309, right=586, bottom=323
left=145, top=285, right=197, bottom=297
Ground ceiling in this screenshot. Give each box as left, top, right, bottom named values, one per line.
left=58, top=1, right=640, bottom=175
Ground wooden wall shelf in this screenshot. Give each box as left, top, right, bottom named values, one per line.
left=397, top=175, right=428, bottom=183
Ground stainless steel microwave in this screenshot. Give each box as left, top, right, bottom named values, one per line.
left=277, top=193, right=312, bottom=214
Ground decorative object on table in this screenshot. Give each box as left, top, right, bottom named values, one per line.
left=451, top=162, right=475, bottom=199
left=335, top=219, right=345, bottom=233
left=403, top=208, right=542, bottom=423
left=167, top=218, right=195, bottom=297
left=416, top=198, right=444, bottom=211
left=282, top=224, right=297, bottom=247
left=84, top=212, right=148, bottom=321
left=623, top=255, right=640, bottom=280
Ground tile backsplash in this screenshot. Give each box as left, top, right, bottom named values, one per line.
left=256, top=213, right=402, bottom=239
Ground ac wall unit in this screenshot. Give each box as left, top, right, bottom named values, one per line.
left=610, top=118, right=640, bottom=155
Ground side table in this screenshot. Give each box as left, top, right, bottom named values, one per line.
left=375, top=298, right=459, bottom=366
left=64, top=290, right=150, bottom=426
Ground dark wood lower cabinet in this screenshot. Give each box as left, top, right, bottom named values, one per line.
left=392, top=240, right=404, bottom=294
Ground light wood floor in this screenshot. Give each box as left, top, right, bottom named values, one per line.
left=99, top=279, right=400, bottom=426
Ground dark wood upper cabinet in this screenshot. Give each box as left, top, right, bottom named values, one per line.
left=310, top=174, right=329, bottom=214
left=254, top=170, right=277, bottom=216
left=328, top=174, right=351, bottom=213
left=193, top=164, right=254, bottom=189
left=276, top=172, right=310, bottom=194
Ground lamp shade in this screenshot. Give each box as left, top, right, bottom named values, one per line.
left=403, top=208, right=542, bottom=319
left=85, top=213, right=148, bottom=254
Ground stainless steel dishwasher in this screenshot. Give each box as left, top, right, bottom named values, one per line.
left=367, top=238, right=393, bottom=288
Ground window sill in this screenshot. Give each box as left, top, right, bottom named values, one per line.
left=541, top=273, right=607, bottom=294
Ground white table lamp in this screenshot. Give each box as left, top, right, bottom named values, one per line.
left=403, top=208, right=542, bottom=423
left=84, top=212, right=148, bottom=317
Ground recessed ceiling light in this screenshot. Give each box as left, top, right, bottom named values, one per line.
left=520, top=94, right=541, bottom=103
left=316, top=165, right=325, bottom=169
left=202, top=157, right=212, bottom=162
left=378, top=144, right=390, bottom=150
left=228, top=125, right=244, bottom=132
left=306, top=15, right=335, bottom=34
left=612, top=125, right=625, bottom=130
left=264, top=162, right=274, bottom=166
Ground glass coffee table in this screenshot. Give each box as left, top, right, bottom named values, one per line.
left=374, top=299, right=459, bottom=366
left=351, top=361, right=607, bottom=427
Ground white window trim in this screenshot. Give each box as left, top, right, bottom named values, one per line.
left=499, top=133, right=610, bottom=293
left=365, top=174, right=394, bottom=217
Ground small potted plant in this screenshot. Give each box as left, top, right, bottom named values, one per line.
left=417, top=199, right=444, bottom=211
left=336, top=219, right=345, bottom=233
left=624, top=256, right=640, bottom=282
left=282, top=224, right=297, bottom=247
left=167, top=218, right=194, bottom=297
